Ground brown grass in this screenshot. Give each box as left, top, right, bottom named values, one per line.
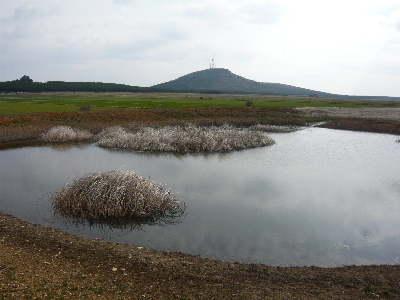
left=52, top=170, right=185, bottom=220
left=41, top=125, right=94, bottom=142
left=96, top=123, right=275, bottom=153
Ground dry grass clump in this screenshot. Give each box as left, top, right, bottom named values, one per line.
left=41, top=126, right=93, bottom=143
left=96, top=124, right=275, bottom=153
left=52, top=170, right=184, bottom=220
left=249, top=124, right=298, bottom=133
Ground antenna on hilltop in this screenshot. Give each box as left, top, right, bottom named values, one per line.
left=210, top=54, right=216, bottom=69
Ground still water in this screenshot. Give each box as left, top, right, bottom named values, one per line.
left=1, top=128, right=400, bottom=267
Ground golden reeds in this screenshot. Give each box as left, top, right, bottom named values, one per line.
left=96, top=123, right=275, bottom=153
left=52, top=170, right=185, bottom=220
left=41, top=126, right=93, bottom=143
left=248, top=124, right=298, bottom=133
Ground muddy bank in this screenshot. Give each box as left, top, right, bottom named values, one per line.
left=298, top=107, right=400, bottom=122
left=1, top=211, right=400, bottom=299
left=299, top=107, right=400, bottom=135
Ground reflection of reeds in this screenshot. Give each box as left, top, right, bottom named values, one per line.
left=96, top=124, right=275, bottom=153
left=248, top=124, right=298, bottom=133
left=47, top=143, right=91, bottom=152
left=52, top=170, right=185, bottom=220
left=41, top=126, right=93, bottom=143
left=66, top=212, right=185, bottom=232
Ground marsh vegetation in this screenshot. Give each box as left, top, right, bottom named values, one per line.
left=52, top=170, right=185, bottom=221
left=248, top=124, right=298, bottom=133
left=41, top=125, right=93, bottom=143
left=40, top=123, right=276, bottom=153
left=96, top=124, right=275, bottom=153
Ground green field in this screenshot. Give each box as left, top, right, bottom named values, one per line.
left=1, top=92, right=399, bottom=114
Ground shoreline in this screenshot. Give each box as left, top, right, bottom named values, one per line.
left=1, top=211, right=400, bottom=299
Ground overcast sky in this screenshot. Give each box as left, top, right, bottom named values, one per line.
left=1, top=0, right=400, bottom=96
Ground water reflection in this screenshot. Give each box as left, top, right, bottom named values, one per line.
left=46, top=142, right=92, bottom=152
left=54, top=211, right=187, bottom=232
left=102, top=145, right=235, bottom=161
left=1, top=128, right=400, bottom=267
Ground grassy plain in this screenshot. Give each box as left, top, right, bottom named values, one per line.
left=1, top=92, right=400, bottom=114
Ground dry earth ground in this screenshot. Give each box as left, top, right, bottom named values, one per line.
left=1, top=212, right=400, bottom=299
left=297, top=107, right=400, bottom=121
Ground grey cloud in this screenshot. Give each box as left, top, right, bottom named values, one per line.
left=383, top=8, right=400, bottom=32
left=8, top=4, right=53, bottom=21
left=0, top=3, right=59, bottom=40
left=113, top=0, right=135, bottom=5
left=181, top=3, right=225, bottom=27
left=240, top=1, right=286, bottom=25
left=102, top=22, right=190, bottom=59
left=183, top=4, right=215, bottom=19
left=181, top=1, right=285, bottom=28
left=104, top=38, right=177, bottom=60
left=158, top=27, right=189, bottom=41
left=369, top=63, right=400, bottom=77
left=369, top=4, right=400, bottom=31
left=370, top=4, right=400, bottom=16
left=105, top=40, right=166, bottom=59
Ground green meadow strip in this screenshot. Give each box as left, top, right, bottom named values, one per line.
left=1, top=93, right=399, bottom=114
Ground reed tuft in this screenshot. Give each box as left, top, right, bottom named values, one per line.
left=96, top=123, right=275, bottom=153
left=41, top=126, right=93, bottom=143
left=248, top=124, right=298, bottom=133
left=52, top=170, right=185, bottom=220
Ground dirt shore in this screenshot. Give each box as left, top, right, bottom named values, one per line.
left=1, top=107, right=400, bottom=299
left=298, top=107, right=400, bottom=122
left=2, top=211, right=400, bottom=299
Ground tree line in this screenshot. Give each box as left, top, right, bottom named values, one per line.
left=0, top=79, right=272, bottom=95
left=1, top=75, right=399, bottom=100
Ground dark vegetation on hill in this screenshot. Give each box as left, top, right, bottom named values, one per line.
left=2, top=72, right=400, bottom=100
left=152, top=68, right=336, bottom=97
left=153, top=68, right=400, bottom=100
left=0, top=79, right=156, bottom=93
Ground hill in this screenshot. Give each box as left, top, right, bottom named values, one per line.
left=2, top=72, right=399, bottom=100
left=152, top=68, right=335, bottom=97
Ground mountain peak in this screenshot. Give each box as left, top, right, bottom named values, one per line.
left=152, top=69, right=333, bottom=96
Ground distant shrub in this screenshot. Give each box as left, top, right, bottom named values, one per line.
left=79, top=105, right=92, bottom=112
left=41, top=126, right=93, bottom=143
left=95, top=124, right=275, bottom=153
left=249, top=124, right=298, bottom=133
left=245, top=100, right=253, bottom=107
left=52, top=170, right=185, bottom=220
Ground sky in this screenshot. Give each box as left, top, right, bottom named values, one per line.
left=1, top=0, right=400, bottom=96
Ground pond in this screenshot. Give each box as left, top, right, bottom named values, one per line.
left=1, top=128, right=400, bottom=267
